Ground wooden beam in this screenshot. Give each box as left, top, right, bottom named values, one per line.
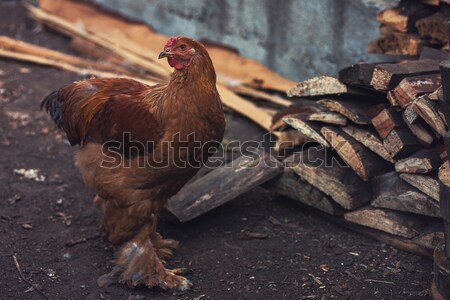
left=390, top=74, right=441, bottom=108
left=402, top=105, right=436, bottom=147
left=372, top=108, right=405, bottom=139
left=400, top=173, right=439, bottom=201
left=376, top=2, right=437, bottom=33
left=383, top=128, right=421, bottom=159
left=338, top=63, right=376, bottom=88
left=283, top=116, right=329, bottom=147
left=285, top=147, right=372, bottom=210
left=371, top=59, right=441, bottom=91
left=413, top=95, right=447, bottom=136
left=341, top=125, right=395, bottom=163
left=395, top=148, right=442, bottom=174
left=267, top=169, right=345, bottom=215
left=368, top=33, right=424, bottom=56
left=167, top=149, right=283, bottom=222
left=344, top=207, right=427, bottom=238
left=317, top=99, right=384, bottom=125
left=371, top=172, right=440, bottom=217
left=416, top=12, right=450, bottom=46
left=321, top=126, right=391, bottom=181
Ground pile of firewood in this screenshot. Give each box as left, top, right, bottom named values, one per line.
left=269, top=46, right=450, bottom=258
left=369, top=0, right=450, bottom=55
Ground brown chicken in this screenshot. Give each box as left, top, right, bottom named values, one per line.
left=41, top=36, right=225, bottom=290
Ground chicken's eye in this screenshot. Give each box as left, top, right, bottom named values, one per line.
left=179, top=44, right=186, bottom=50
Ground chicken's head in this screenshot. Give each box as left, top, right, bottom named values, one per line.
left=158, top=36, right=197, bottom=70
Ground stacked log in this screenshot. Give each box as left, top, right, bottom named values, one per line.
left=369, top=0, right=450, bottom=56
left=270, top=49, right=449, bottom=258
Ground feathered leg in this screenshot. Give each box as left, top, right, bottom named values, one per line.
left=148, top=214, right=180, bottom=261
left=97, top=213, right=191, bottom=291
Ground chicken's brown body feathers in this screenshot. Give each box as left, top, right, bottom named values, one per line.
left=42, top=37, right=225, bottom=289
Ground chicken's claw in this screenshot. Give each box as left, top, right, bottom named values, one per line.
left=98, top=238, right=191, bottom=291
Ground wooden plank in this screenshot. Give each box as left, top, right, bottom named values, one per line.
left=368, top=33, right=424, bottom=56
left=319, top=212, right=435, bottom=258
left=402, top=105, right=436, bottom=147
left=372, top=108, right=405, bottom=139
left=371, top=172, right=440, bottom=217
left=429, top=86, right=443, bottom=101
left=267, top=169, right=345, bottom=216
left=395, top=148, right=442, bottom=174
left=317, top=99, right=384, bottom=125
left=283, top=116, right=329, bottom=147
left=371, top=59, right=441, bottom=91
left=341, top=125, right=395, bottom=163
left=338, top=63, right=376, bottom=87
left=344, top=207, right=427, bottom=238
left=383, top=128, right=421, bottom=159
left=321, top=126, right=390, bottom=181
left=287, top=76, right=348, bottom=97
left=285, top=147, right=372, bottom=210
left=376, top=2, right=437, bottom=33
left=420, top=47, right=449, bottom=61
left=400, top=173, right=439, bottom=201
left=416, top=12, right=450, bottom=46
left=167, top=149, right=283, bottom=222
left=391, top=74, right=441, bottom=108
left=413, top=95, right=447, bottom=136
left=228, top=84, right=293, bottom=107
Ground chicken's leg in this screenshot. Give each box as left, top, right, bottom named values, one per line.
left=97, top=221, right=191, bottom=290
left=148, top=214, right=179, bottom=261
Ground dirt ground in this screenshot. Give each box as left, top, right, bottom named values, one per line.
left=0, top=2, right=434, bottom=300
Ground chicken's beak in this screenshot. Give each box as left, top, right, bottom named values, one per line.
left=158, top=50, right=172, bottom=59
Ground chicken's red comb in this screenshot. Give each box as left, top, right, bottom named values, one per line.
left=165, top=36, right=178, bottom=49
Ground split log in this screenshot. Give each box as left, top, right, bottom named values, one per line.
left=400, top=173, right=439, bottom=201
left=287, top=76, right=348, bottom=97
left=317, top=99, right=384, bottom=125
left=402, top=104, right=436, bottom=147
left=371, top=108, right=405, bottom=138
left=370, top=59, right=441, bottom=91
left=390, top=74, right=441, bottom=108
left=320, top=212, right=435, bottom=257
left=341, top=125, right=395, bottom=163
left=167, top=149, right=283, bottom=222
left=416, top=12, right=450, bottom=45
left=344, top=207, right=427, bottom=238
left=420, top=47, right=450, bottom=61
left=267, top=169, right=345, bottom=215
left=368, top=33, right=424, bottom=56
left=376, top=2, right=437, bottom=32
left=285, top=147, right=372, bottom=210
left=413, top=95, right=447, bottom=136
left=383, top=128, right=421, bottom=159
left=321, top=126, right=390, bottom=181
left=338, top=63, right=376, bottom=88
left=283, top=116, right=329, bottom=147
left=395, top=148, right=442, bottom=174
left=429, top=86, right=443, bottom=101
left=371, top=172, right=440, bottom=217
left=412, top=226, right=443, bottom=251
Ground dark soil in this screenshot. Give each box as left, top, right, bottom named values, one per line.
left=0, top=2, right=433, bottom=300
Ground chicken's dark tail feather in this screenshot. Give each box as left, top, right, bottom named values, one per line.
left=40, top=90, right=64, bottom=129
